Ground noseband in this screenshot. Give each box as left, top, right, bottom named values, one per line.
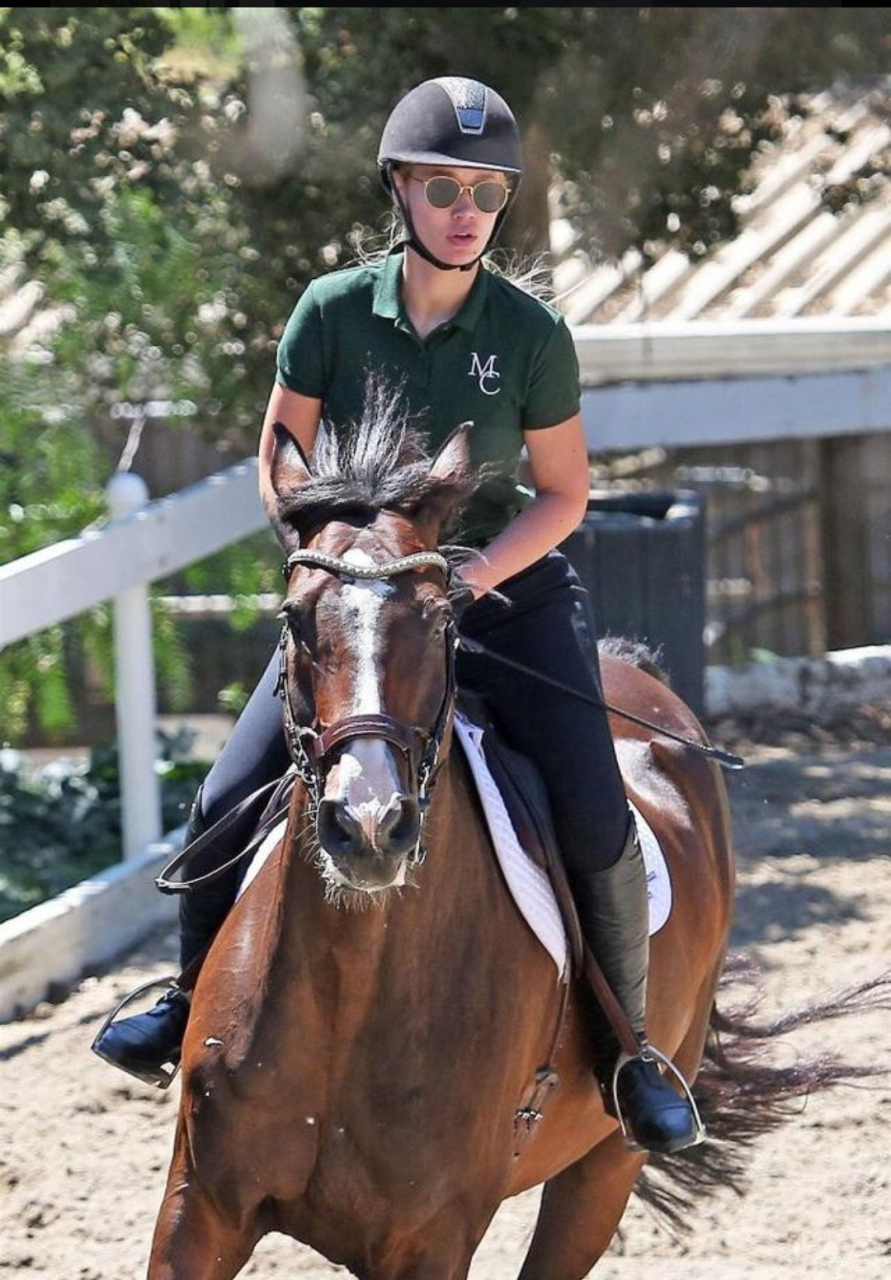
left=276, top=549, right=457, bottom=842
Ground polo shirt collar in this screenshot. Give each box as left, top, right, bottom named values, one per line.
left=452, top=265, right=489, bottom=332
left=372, top=247, right=404, bottom=321
left=372, top=246, right=489, bottom=333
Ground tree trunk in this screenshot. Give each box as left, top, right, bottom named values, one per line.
left=501, top=121, right=553, bottom=267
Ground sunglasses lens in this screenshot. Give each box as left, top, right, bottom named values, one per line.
left=420, top=177, right=509, bottom=213
left=424, top=177, right=462, bottom=208
left=473, top=181, right=509, bottom=213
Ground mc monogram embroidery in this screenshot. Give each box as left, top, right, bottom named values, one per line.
left=468, top=352, right=501, bottom=395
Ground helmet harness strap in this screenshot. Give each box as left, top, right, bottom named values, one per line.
left=389, top=173, right=483, bottom=273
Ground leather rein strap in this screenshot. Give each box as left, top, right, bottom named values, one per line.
left=155, top=775, right=291, bottom=894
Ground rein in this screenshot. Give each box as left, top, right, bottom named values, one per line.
left=277, top=548, right=457, bottom=840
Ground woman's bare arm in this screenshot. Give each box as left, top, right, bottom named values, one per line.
left=458, top=413, right=590, bottom=596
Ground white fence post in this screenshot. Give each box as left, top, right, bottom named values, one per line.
left=106, top=473, right=162, bottom=860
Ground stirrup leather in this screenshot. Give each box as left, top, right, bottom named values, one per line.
left=611, top=1042, right=707, bottom=1150
left=90, top=974, right=183, bottom=1090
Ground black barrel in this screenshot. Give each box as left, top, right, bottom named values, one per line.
left=560, top=490, right=707, bottom=714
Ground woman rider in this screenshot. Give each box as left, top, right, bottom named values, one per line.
left=93, top=75, right=699, bottom=1155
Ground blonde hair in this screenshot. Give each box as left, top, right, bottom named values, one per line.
left=347, top=216, right=554, bottom=303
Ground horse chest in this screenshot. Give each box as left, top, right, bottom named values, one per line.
left=272, top=1113, right=490, bottom=1255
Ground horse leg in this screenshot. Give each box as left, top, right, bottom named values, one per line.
left=146, top=1130, right=259, bottom=1280
left=516, top=975, right=721, bottom=1280
left=516, top=1131, right=646, bottom=1280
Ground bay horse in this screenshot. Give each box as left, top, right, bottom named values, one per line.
left=145, top=407, right=856, bottom=1280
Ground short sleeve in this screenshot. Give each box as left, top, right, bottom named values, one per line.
left=522, top=316, right=581, bottom=431
left=275, top=281, right=325, bottom=397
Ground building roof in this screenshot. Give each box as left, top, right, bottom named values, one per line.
left=553, top=86, right=891, bottom=327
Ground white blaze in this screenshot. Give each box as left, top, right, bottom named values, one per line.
left=327, top=549, right=402, bottom=812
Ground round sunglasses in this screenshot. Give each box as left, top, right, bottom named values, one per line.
left=408, top=174, right=511, bottom=214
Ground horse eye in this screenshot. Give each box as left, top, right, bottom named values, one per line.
left=423, top=602, right=451, bottom=636
left=279, top=602, right=307, bottom=641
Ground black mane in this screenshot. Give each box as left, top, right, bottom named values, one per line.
left=276, top=375, right=478, bottom=537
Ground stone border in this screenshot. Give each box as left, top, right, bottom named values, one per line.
left=0, top=832, right=181, bottom=1023
left=706, top=644, right=891, bottom=718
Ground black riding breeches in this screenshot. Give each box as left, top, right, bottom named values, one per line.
left=457, top=549, right=630, bottom=874
left=178, top=648, right=289, bottom=966
left=198, top=651, right=290, bottom=827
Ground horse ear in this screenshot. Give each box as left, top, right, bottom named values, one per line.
left=270, top=421, right=312, bottom=496
left=269, top=422, right=313, bottom=555
left=412, top=422, right=475, bottom=547
left=429, top=422, right=472, bottom=486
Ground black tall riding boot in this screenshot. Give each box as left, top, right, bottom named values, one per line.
left=91, top=789, right=240, bottom=1088
left=572, top=818, right=703, bottom=1154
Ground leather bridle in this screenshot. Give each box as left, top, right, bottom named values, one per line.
left=276, top=548, right=457, bottom=847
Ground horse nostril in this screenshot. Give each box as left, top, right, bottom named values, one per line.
left=317, top=799, right=364, bottom=857
left=377, top=796, right=421, bottom=856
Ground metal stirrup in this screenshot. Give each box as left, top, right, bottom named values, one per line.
left=611, top=1043, right=707, bottom=1149
left=90, top=974, right=183, bottom=1090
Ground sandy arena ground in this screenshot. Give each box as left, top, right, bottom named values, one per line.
left=1, top=711, right=889, bottom=1279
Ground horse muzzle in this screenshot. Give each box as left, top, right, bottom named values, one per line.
left=317, top=795, right=422, bottom=890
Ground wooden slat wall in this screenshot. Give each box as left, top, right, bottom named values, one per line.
left=601, top=434, right=888, bottom=664
left=131, top=428, right=887, bottom=669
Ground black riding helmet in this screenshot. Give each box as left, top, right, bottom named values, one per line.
left=378, top=76, right=523, bottom=272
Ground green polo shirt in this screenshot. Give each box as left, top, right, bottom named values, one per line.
left=275, top=249, right=580, bottom=544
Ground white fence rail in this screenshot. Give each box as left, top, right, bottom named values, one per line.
left=0, top=459, right=267, bottom=860
left=1, top=459, right=265, bottom=648
left=0, top=458, right=268, bottom=1019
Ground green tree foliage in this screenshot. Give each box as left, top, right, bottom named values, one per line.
left=1, top=7, right=177, bottom=270
left=287, top=7, right=891, bottom=263
left=0, top=7, right=264, bottom=434
left=5, top=6, right=890, bottom=440
left=0, top=8, right=273, bottom=739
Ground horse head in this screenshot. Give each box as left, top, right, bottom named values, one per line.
left=269, top=397, right=476, bottom=899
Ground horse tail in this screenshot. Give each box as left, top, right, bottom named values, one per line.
left=597, top=635, right=670, bottom=686
left=633, top=950, right=891, bottom=1236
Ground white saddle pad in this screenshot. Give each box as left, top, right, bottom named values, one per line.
left=453, top=714, right=672, bottom=982
left=236, top=718, right=673, bottom=983
left=236, top=820, right=287, bottom=901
